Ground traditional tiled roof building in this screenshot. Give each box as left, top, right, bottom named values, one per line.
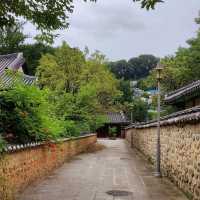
left=126, top=80, right=200, bottom=130
left=164, top=80, right=200, bottom=110
left=97, top=112, right=130, bottom=138
left=0, top=53, right=36, bottom=87
left=106, top=112, right=128, bottom=124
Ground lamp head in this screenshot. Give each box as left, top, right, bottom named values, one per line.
left=155, top=63, right=164, bottom=72
left=155, top=63, right=164, bottom=80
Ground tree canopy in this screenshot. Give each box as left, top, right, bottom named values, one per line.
left=108, top=55, right=159, bottom=80
left=37, top=42, right=121, bottom=112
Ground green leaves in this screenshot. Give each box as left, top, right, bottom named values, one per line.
left=37, top=42, right=85, bottom=92
left=36, top=43, right=120, bottom=134
left=0, top=0, right=73, bottom=31
left=133, top=0, right=164, bottom=10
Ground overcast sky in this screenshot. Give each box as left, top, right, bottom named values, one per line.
left=26, top=0, right=200, bottom=61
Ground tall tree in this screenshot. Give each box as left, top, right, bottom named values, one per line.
left=108, top=60, right=133, bottom=80
left=80, top=60, right=121, bottom=110
left=22, top=43, right=54, bottom=75
left=0, top=22, right=28, bottom=54
left=108, top=54, right=159, bottom=80
left=37, top=42, right=85, bottom=93
left=128, top=55, right=159, bottom=79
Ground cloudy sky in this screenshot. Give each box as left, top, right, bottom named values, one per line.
left=26, top=0, right=200, bottom=61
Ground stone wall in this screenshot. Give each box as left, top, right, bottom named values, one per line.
left=126, top=122, right=200, bottom=200
left=0, top=134, right=97, bottom=199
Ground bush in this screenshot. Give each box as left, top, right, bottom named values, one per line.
left=109, top=127, right=117, bottom=138
left=0, top=84, right=67, bottom=143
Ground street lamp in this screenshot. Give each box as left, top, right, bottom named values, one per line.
left=154, top=62, right=164, bottom=177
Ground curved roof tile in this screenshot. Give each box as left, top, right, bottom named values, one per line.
left=164, top=80, right=200, bottom=104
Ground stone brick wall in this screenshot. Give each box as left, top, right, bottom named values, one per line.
left=126, top=123, right=200, bottom=200
left=0, top=134, right=97, bottom=199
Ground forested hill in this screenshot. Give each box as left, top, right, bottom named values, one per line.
left=107, top=55, right=159, bottom=81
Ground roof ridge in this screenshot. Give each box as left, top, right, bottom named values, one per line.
left=0, top=52, right=22, bottom=58
left=165, top=80, right=200, bottom=103
left=166, top=80, right=200, bottom=97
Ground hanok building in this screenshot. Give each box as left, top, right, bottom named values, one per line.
left=164, top=80, right=200, bottom=111
left=97, top=112, right=130, bottom=138
left=0, top=53, right=36, bottom=87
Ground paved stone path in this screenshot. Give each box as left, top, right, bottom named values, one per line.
left=18, top=139, right=188, bottom=200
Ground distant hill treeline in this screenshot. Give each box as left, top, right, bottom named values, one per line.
left=107, top=55, right=159, bottom=81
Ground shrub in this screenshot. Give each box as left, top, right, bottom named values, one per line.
left=0, top=136, right=6, bottom=152
left=0, top=84, right=66, bottom=143
left=109, top=127, right=117, bottom=138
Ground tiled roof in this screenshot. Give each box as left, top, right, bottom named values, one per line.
left=0, top=71, right=36, bottom=88
left=0, top=53, right=36, bottom=87
left=107, top=112, right=129, bottom=124
left=164, top=80, right=200, bottom=104
left=126, top=106, right=200, bottom=129
left=0, top=53, right=25, bottom=73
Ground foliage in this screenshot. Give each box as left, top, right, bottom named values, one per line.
left=147, top=110, right=157, bottom=121
left=109, top=127, right=117, bottom=138
left=124, top=98, right=148, bottom=122
left=36, top=43, right=119, bottom=135
left=38, top=43, right=121, bottom=111
left=108, top=60, right=131, bottom=80
left=22, top=43, right=55, bottom=75
left=0, top=136, right=7, bottom=152
left=37, top=42, right=85, bottom=93
left=80, top=61, right=121, bottom=110
left=0, top=1, right=75, bottom=32
left=0, top=83, right=68, bottom=143
left=117, top=80, right=133, bottom=103
left=0, top=22, right=28, bottom=54
left=132, top=0, right=164, bottom=10
left=108, top=54, right=159, bottom=81
left=51, top=84, right=107, bottom=133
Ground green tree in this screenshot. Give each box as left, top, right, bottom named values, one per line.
left=22, top=43, right=54, bottom=75
left=0, top=22, right=28, bottom=54
left=108, top=55, right=159, bottom=80
left=108, top=60, right=132, bottom=80
left=128, top=55, right=159, bottom=79
left=37, top=43, right=120, bottom=132
left=124, top=98, right=148, bottom=122
left=80, top=60, right=121, bottom=110
left=37, top=42, right=85, bottom=92
left=0, top=1, right=75, bottom=32
left=118, top=80, right=133, bottom=103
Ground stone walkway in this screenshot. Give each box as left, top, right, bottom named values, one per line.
left=18, top=139, right=188, bottom=200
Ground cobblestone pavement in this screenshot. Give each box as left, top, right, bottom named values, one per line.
left=18, top=139, right=188, bottom=200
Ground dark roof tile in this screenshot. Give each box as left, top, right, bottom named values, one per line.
left=0, top=53, right=36, bottom=87
left=126, top=106, right=200, bottom=129
left=164, top=80, right=200, bottom=104
left=107, top=112, right=129, bottom=124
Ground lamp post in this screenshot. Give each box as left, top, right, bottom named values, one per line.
left=154, top=63, right=163, bottom=177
